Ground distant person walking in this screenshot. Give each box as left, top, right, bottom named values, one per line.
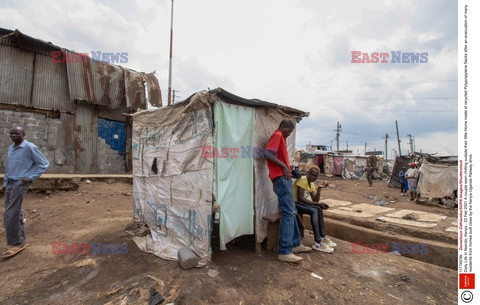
left=1, top=125, right=49, bottom=258
left=405, top=162, right=420, bottom=202
left=398, top=166, right=408, bottom=195
left=366, top=164, right=374, bottom=187
left=265, top=119, right=311, bottom=263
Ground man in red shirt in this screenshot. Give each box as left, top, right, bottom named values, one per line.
left=265, top=119, right=311, bottom=263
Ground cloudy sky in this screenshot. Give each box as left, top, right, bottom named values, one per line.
left=0, top=0, right=458, bottom=156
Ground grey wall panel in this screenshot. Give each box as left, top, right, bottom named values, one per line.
left=0, top=45, right=34, bottom=105
left=32, top=53, right=73, bottom=112
left=74, top=103, right=98, bottom=173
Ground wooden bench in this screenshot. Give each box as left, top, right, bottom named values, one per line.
left=263, top=211, right=306, bottom=253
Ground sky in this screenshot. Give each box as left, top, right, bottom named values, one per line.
left=0, top=0, right=458, bottom=157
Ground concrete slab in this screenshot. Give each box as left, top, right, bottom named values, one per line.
left=384, top=209, right=447, bottom=222
left=340, top=203, right=394, bottom=214
left=321, top=199, right=352, bottom=207
left=327, top=209, right=375, bottom=218
left=377, top=216, right=438, bottom=228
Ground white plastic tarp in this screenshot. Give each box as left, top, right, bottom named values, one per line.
left=418, top=160, right=457, bottom=198
left=131, top=96, right=214, bottom=264
left=214, top=101, right=255, bottom=250
left=342, top=157, right=367, bottom=179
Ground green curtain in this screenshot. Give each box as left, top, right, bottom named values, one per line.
left=214, top=101, right=254, bottom=250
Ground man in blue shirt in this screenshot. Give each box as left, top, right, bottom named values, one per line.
left=1, top=125, right=49, bottom=258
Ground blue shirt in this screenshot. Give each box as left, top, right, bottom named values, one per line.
left=4, top=140, right=49, bottom=187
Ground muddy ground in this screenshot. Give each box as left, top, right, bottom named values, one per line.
left=0, top=176, right=458, bottom=305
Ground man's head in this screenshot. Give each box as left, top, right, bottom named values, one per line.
left=306, top=165, right=320, bottom=183
left=278, top=119, right=294, bottom=139
left=10, top=125, right=25, bottom=145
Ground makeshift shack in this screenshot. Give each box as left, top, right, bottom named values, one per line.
left=388, top=153, right=458, bottom=200
left=320, top=153, right=386, bottom=179
left=131, top=88, right=308, bottom=264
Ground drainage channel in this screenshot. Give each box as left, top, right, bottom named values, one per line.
left=321, top=218, right=457, bottom=270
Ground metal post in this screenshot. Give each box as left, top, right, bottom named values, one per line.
left=336, top=121, right=341, bottom=152
left=384, top=133, right=388, bottom=161
left=395, top=120, right=402, bottom=156
left=167, top=0, right=174, bottom=105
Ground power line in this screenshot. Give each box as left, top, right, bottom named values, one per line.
left=275, top=97, right=457, bottom=101
left=310, top=108, right=456, bottom=113
left=277, top=80, right=457, bottom=89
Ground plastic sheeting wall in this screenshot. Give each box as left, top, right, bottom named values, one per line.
left=214, top=101, right=254, bottom=250
left=131, top=97, right=214, bottom=264
left=418, top=160, right=458, bottom=199
left=343, top=157, right=367, bottom=179
left=253, top=108, right=297, bottom=243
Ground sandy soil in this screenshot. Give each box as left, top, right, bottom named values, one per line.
left=0, top=177, right=458, bottom=305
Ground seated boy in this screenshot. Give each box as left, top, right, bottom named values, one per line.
left=293, top=165, right=336, bottom=252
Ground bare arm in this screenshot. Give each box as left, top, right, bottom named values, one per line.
left=298, top=187, right=328, bottom=209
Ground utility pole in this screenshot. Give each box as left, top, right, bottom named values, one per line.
left=336, top=121, right=342, bottom=152
left=346, top=141, right=349, bottom=151
left=167, top=0, right=174, bottom=105
left=406, top=134, right=414, bottom=154
left=364, top=142, right=367, bottom=155
left=395, top=120, right=402, bottom=156
left=384, top=133, right=389, bottom=161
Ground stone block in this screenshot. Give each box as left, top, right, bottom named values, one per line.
left=177, top=247, right=199, bottom=269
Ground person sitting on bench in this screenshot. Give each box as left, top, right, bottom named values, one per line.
left=293, top=165, right=336, bottom=253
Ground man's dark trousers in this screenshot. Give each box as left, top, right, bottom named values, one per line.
left=4, top=180, right=29, bottom=246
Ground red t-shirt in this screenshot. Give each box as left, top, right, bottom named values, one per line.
left=265, top=130, right=291, bottom=180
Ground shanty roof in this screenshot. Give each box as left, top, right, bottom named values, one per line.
left=174, top=87, right=309, bottom=118
left=0, top=28, right=161, bottom=110
left=0, top=28, right=61, bottom=55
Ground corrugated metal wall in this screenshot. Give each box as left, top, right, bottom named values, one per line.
left=74, top=103, right=98, bottom=173
left=0, top=28, right=161, bottom=174
left=33, top=53, right=72, bottom=111
left=0, top=46, right=34, bottom=105
left=55, top=113, right=75, bottom=167
left=65, top=50, right=95, bottom=103
left=93, top=61, right=125, bottom=109
left=0, top=45, right=72, bottom=112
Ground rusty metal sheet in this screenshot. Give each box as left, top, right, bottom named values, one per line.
left=55, top=113, right=75, bottom=166
left=96, top=105, right=129, bottom=122
left=1, top=28, right=156, bottom=112
left=65, top=49, right=95, bottom=103
left=124, top=69, right=146, bottom=110
left=143, top=73, right=162, bottom=107
left=0, top=28, right=61, bottom=56
left=92, top=61, right=125, bottom=109
left=74, top=103, right=98, bottom=173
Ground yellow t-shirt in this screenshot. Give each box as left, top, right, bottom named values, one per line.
left=293, top=176, right=316, bottom=202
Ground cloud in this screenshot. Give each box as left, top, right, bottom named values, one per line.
left=0, top=0, right=458, bottom=156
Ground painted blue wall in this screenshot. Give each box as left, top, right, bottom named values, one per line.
left=97, top=118, right=126, bottom=155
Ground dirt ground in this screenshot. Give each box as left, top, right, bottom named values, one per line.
left=0, top=176, right=458, bottom=305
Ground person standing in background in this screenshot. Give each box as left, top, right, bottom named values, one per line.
left=1, top=125, right=49, bottom=258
